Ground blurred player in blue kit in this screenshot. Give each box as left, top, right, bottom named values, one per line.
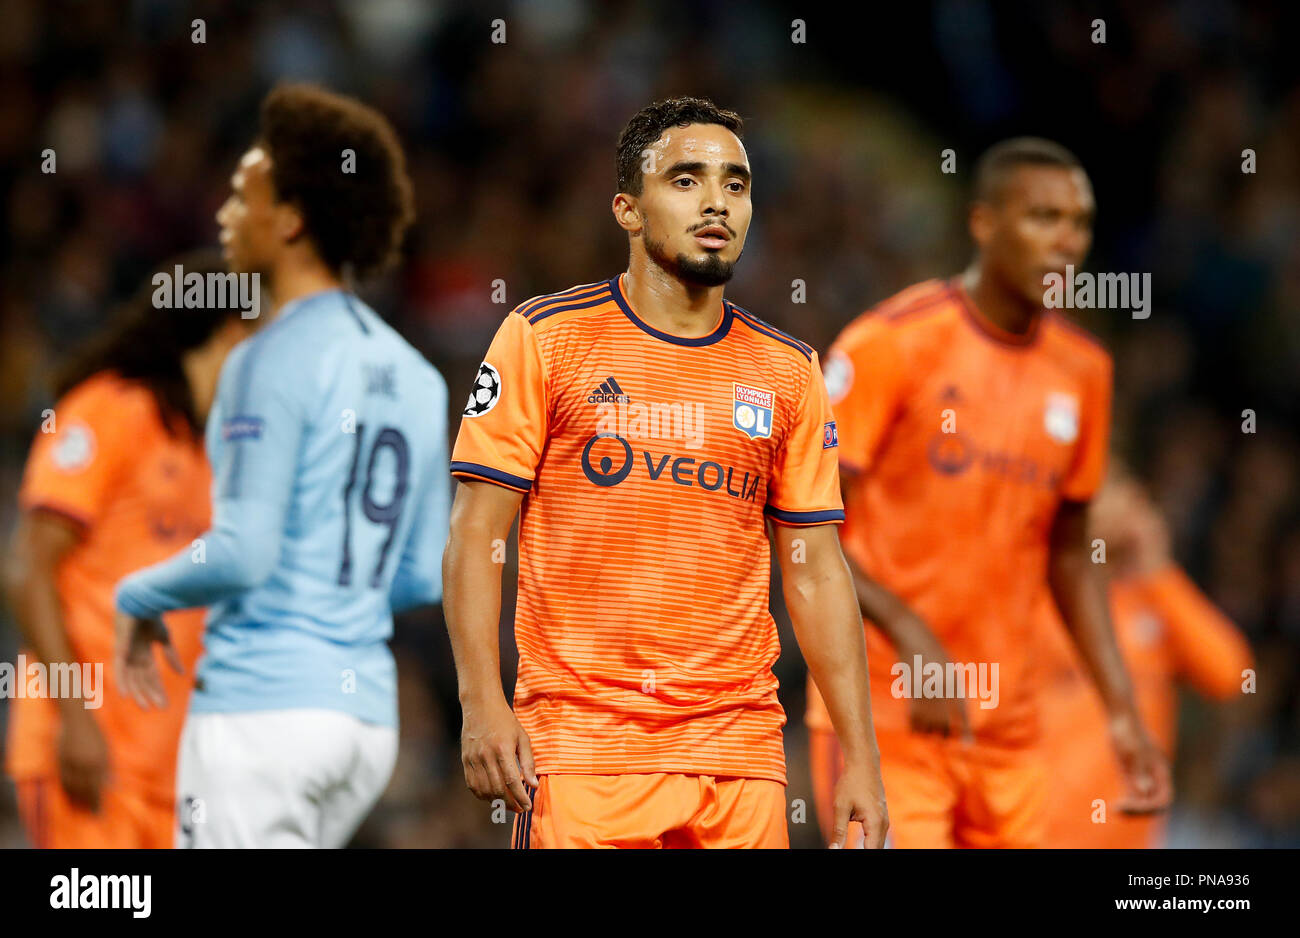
left=113, top=84, right=449, bottom=848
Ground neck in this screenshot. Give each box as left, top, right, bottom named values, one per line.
left=961, top=262, right=1040, bottom=337
left=181, top=343, right=223, bottom=426
left=266, top=254, right=345, bottom=318
left=623, top=248, right=725, bottom=338
left=1107, top=548, right=1139, bottom=583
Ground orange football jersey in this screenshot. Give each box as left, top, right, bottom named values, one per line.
left=806, top=278, right=1112, bottom=745
left=5, top=372, right=210, bottom=799
left=1039, top=566, right=1252, bottom=847
left=452, top=275, right=843, bottom=784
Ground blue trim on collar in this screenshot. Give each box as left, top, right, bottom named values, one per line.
left=610, top=275, right=732, bottom=347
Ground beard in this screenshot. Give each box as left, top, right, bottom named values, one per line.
left=644, top=231, right=736, bottom=287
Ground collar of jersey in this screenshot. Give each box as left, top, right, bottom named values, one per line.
left=949, top=278, right=1043, bottom=348
left=611, top=274, right=732, bottom=347
left=270, top=287, right=346, bottom=330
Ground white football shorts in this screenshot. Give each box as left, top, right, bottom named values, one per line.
left=174, top=708, right=398, bottom=848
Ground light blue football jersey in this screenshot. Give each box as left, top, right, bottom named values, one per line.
left=116, top=289, right=449, bottom=727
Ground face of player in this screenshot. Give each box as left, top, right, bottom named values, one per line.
left=973, top=165, right=1095, bottom=308
left=622, top=123, right=751, bottom=287
left=216, top=146, right=290, bottom=277
left=1091, top=476, right=1138, bottom=555
left=1091, top=475, right=1166, bottom=574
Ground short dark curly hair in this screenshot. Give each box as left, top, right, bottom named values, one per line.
left=616, top=96, right=744, bottom=196
left=258, top=83, right=415, bottom=280
left=972, top=137, right=1084, bottom=205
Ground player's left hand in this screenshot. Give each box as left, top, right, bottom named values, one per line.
left=1110, top=710, right=1173, bottom=815
left=113, top=611, right=183, bottom=709
left=830, top=757, right=889, bottom=849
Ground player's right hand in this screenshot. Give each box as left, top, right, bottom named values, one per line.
left=460, top=696, right=538, bottom=813
left=114, top=610, right=184, bottom=709
left=893, top=621, right=974, bottom=742
left=1110, top=710, right=1173, bottom=815
left=57, top=708, right=108, bottom=811
left=907, top=691, right=973, bottom=741
left=831, top=757, right=889, bottom=849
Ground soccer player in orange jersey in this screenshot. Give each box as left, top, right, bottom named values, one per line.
left=1039, top=471, right=1252, bottom=848
left=443, top=97, right=888, bottom=849
left=806, top=138, right=1171, bottom=848
left=3, top=251, right=256, bottom=848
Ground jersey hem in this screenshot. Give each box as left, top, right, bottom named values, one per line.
left=531, top=763, right=788, bottom=786
left=20, top=500, right=92, bottom=531
left=6, top=766, right=179, bottom=802
left=188, top=694, right=397, bottom=728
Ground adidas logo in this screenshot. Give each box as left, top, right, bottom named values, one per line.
left=587, top=376, right=631, bottom=404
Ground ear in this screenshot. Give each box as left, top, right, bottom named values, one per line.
left=276, top=201, right=306, bottom=244
left=968, top=200, right=994, bottom=251
left=611, top=192, right=642, bottom=235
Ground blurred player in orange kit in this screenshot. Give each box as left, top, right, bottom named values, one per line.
left=443, top=97, right=888, bottom=849
left=1039, top=470, right=1253, bottom=848
left=3, top=250, right=257, bottom=847
left=807, top=137, right=1171, bottom=848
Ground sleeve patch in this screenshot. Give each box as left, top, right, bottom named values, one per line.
left=821, top=349, right=854, bottom=404
left=463, top=362, right=502, bottom=417
left=222, top=416, right=265, bottom=441
left=52, top=421, right=96, bottom=471
left=823, top=421, right=838, bottom=449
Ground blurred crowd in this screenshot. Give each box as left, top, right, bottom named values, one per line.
left=0, top=0, right=1296, bottom=847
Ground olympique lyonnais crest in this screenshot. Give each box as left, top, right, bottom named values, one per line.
left=1043, top=391, right=1080, bottom=444
left=733, top=383, right=775, bottom=440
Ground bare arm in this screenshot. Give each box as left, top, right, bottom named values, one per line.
left=1048, top=498, right=1171, bottom=812
left=836, top=474, right=971, bottom=738
left=844, top=550, right=943, bottom=659
left=441, top=479, right=536, bottom=812
left=1048, top=499, right=1139, bottom=714
left=4, top=511, right=109, bottom=808
left=5, top=512, right=81, bottom=683
left=774, top=523, right=888, bottom=848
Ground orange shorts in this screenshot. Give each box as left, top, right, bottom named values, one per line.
left=810, top=727, right=1045, bottom=848
left=513, top=774, right=789, bottom=849
left=14, top=776, right=175, bottom=849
